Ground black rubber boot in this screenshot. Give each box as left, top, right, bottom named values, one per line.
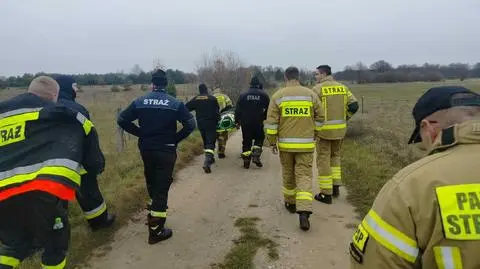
left=315, top=193, right=333, bottom=204
left=242, top=155, right=251, bottom=169
left=203, top=152, right=214, bottom=173
left=333, top=185, right=340, bottom=198
left=218, top=153, right=226, bottom=159
left=284, top=202, right=296, bottom=214
left=251, top=147, right=263, bottom=168
left=147, top=214, right=173, bottom=244
left=88, top=211, right=116, bottom=231
left=299, top=212, right=311, bottom=231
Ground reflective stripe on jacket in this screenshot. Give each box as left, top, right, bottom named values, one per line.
left=265, top=80, right=325, bottom=152
left=312, top=76, right=357, bottom=139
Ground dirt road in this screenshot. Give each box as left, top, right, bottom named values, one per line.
left=79, top=131, right=358, bottom=269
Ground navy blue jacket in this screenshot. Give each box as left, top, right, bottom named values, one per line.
left=117, top=89, right=196, bottom=151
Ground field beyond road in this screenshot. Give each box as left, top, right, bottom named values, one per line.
left=1, top=79, right=480, bottom=268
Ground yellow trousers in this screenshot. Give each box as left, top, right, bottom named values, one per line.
left=316, top=138, right=343, bottom=195
left=280, top=151, right=314, bottom=213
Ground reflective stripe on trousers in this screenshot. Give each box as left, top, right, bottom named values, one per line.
left=42, top=258, right=67, bottom=269
left=84, top=201, right=107, bottom=220
left=151, top=211, right=167, bottom=218
left=0, top=255, right=20, bottom=268
left=318, top=176, right=333, bottom=192
left=362, top=209, right=419, bottom=263
left=434, top=246, right=463, bottom=269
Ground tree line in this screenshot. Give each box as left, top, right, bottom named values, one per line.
left=1, top=57, right=479, bottom=91
left=335, top=60, right=480, bottom=84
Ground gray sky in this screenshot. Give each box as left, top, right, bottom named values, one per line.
left=1, top=0, right=479, bottom=76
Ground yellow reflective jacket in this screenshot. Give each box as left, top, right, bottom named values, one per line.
left=213, top=90, right=233, bottom=112
left=265, top=80, right=325, bottom=153
left=312, top=76, right=358, bottom=139
left=349, top=119, right=480, bottom=269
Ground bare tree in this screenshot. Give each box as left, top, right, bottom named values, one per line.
left=195, top=48, right=251, bottom=102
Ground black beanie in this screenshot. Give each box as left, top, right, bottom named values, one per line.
left=199, top=83, right=208, bottom=94
left=151, top=69, right=168, bottom=88
left=250, top=76, right=261, bottom=88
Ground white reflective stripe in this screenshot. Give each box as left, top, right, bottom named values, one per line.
left=435, top=246, right=463, bottom=269
left=363, top=213, right=419, bottom=262
left=0, top=159, right=82, bottom=181
left=264, top=124, right=278, bottom=130
left=324, top=120, right=346, bottom=125
left=84, top=202, right=106, bottom=217
left=278, top=138, right=314, bottom=143
left=275, top=96, right=312, bottom=105
left=76, top=112, right=87, bottom=124
left=0, top=107, right=43, bottom=120
left=315, top=121, right=324, bottom=127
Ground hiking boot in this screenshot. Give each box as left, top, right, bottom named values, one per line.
left=315, top=193, right=333, bottom=205
left=284, top=202, right=296, bottom=214
left=89, top=211, right=116, bottom=231
left=147, top=214, right=173, bottom=244
left=299, top=212, right=311, bottom=231
left=218, top=153, right=226, bottom=159
left=333, top=185, right=340, bottom=198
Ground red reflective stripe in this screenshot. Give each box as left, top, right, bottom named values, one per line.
left=0, top=179, right=75, bottom=202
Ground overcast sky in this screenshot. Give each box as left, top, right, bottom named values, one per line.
left=0, top=0, right=478, bottom=76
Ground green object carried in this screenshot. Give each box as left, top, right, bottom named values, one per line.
left=217, top=110, right=236, bottom=131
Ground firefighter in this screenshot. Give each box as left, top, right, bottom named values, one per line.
left=312, top=65, right=358, bottom=204
left=117, top=69, right=196, bottom=244
left=54, top=75, right=116, bottom=231
left=186, top=84, right=220, bottom=173
left=213, top=87, right=233, bottom=158
left=265, top=67, right=325, bottom=231
left=235, top=76, right=270, bottom=169
left=0, top=76, right=105, bottom=269
left=349, top=86, right=480, bottom=269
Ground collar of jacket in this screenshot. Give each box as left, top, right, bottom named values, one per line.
left=285, top=80, right=300, bottom=86
left=319, top=75, right=334, bottom=83
left=428, top=119, right=480, bottom=155
left=153, top=88, right=166, bottom=92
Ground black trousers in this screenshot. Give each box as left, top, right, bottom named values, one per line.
left=75, top=173, right=108, bottom=226
left=241, top=123, right=265, bottom=153
left=140, top=150, right=177, bottom=216
left=199, top=127, right=216, bottom=152
left=0, top=192, right=69, bottom=269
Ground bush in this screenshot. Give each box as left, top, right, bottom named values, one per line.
left=140, top=84, right=149, bottom=91
left=123, top=83, right=133, bottom=92
left=166, top=82, right=177, bottom=97
left=111, top=85, right=121, bottom=92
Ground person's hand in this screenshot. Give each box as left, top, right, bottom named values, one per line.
left=271, top=144, right=278, bottom=155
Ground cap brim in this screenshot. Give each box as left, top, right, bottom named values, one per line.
left=408, top=125, right=422, bottom=144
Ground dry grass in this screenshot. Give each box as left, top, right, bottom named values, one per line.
left=0, top=85, right=204, bottom=269
left=341, top=79, right=480, bottom=219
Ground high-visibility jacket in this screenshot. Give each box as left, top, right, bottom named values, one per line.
left=312, top=76, right=358, bottom=140
left=265, top=80, right=325, bottom=152
left=213, top=90, right=233, bottom=113
left=0, top=92, right=105, bottom=202
left=350, top=119, right=480, bottom=269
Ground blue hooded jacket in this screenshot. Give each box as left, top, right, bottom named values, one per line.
left=55, top=75, right=91, bottom=119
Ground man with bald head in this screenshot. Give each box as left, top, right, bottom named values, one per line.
left=0, top=76, right=105, bottom=269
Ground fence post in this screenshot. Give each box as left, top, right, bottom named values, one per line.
left=361, top=96, right=364, bottom=114
left=116, top=107, right=125, bottom=152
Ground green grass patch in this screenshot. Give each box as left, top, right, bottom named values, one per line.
left=211, top=217, right=279, bottom=269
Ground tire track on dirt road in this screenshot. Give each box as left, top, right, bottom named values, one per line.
left=78, top=131, right=358, bottom=269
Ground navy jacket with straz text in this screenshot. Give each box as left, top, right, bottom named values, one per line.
left=117, top=89, right=196, bottom=151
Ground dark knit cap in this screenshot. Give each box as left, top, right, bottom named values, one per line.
left=250, top=76, right=261, bottom=88
left=151, top=69, right=168, bottom=88
left=199, top=83, right=208, bottom=94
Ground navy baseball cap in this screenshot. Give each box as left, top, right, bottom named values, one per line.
left=408, top=86, right=480, bottom=144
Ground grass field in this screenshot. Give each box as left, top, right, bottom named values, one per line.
left=341, top=79, right=480, bottom=219
left=2, top=79, right=480, bottom=268
left=0, top=84, right=205, bottom=269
